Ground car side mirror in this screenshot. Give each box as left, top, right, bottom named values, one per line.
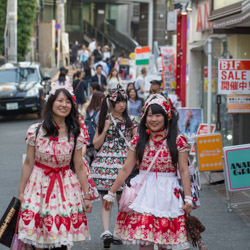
left=43, top=74, right=51, bottom=81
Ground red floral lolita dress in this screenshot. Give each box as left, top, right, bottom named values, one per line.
left=114, top=134, right=191, bottom=250
left=18, top=123, right=90, bottom=248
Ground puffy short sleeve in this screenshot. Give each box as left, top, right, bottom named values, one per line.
left=25, top=123, right=40, bottom=146
left=176, top=134, right=189, bottom=152
left=76, top=126, right=89, bottom=150
left=129, top=134, right=139, bottom=151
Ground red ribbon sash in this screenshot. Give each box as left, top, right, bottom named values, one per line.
left=35, top=161, right=69, bottom=203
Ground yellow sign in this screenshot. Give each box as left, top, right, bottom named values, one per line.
left=196, top=133, right=223, bottom=172
left=129, top=52, right=135, bottom=59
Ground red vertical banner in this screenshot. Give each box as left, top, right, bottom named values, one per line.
left=176, top=12, right=187, bottom=107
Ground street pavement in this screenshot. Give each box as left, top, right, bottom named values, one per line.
left=0, top=118, right=250, bottom=249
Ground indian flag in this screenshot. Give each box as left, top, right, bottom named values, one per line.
left=135, top=46, right=150, bottom=65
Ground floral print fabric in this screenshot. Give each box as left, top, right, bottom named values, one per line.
left=91, top=121, right=135, bottom=191
left=19, top=123, right=90, bottom=248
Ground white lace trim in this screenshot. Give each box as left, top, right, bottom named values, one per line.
left=113, top=235, right=190, bottom=250
left=19, top=236, right=91, bottom=249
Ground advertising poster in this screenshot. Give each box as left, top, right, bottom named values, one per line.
left=160, top=46, right=176, bottom=93
left=196, top=134, right=224, bottom=172
left=178, top=108, right=203, bottom=143
left=223, top=144, right=250, bottom=191
left=218, top=59, right=250, bottom=94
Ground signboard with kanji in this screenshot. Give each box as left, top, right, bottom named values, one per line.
left=227, top=95, right=250, bottom=113
left=223, top=144, right=250, bottom=192
left=160, top=46, right=176, bottom=93
left=204, top=67, right=217, bottom=92
left=196, top=133, right=223, bottom=172
left=218, top=59, right=250, bottom=94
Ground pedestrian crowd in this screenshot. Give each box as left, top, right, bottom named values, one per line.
left=10, top=37, right=206, bottom=250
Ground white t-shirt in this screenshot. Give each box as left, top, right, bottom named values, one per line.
left=134, top=75, right=145, bottom=98
left=89, top=41, right=96, bottom=52
left=107, top=77, right=121, bottom=89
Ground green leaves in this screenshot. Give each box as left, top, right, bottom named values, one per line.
left=0, top=0, right=37, bottom=60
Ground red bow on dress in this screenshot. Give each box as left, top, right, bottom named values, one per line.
left=49, top=136, right=58, bottom=141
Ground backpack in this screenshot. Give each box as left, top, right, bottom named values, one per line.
left=85, top=110, right=99, bottom=147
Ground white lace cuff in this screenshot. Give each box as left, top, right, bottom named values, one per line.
left=103, top=192, right=116, bottom=202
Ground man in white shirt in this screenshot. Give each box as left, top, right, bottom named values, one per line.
left=135, top=67, right=148, bottom=99
left=89, top=38, right=96, bottom=53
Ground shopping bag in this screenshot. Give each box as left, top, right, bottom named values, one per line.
left=0, top=197, right=21, bottom=247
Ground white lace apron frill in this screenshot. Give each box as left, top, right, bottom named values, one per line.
left=128, top=171, right=184, bottom=218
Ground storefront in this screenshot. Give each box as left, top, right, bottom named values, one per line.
left=208, top=0, right=250, bottom=145
left=186, top=0, right=233, bottom=146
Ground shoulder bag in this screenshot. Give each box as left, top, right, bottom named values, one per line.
left=119, top=144, right=163, bottom=214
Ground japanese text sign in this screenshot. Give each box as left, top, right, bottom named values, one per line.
left=223, top=144, right=250, bottom=192
left=227, top=95, right=250, bottom=113
left=196, top=134, right=223, bottom=172
left=218, top=59, right=250, bottom=94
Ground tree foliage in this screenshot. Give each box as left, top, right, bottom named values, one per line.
left=0, top=0, right=37, bottom=61
left=17, top=0, right=37, bottom=61
left=0, top=0, right=7, bottom=55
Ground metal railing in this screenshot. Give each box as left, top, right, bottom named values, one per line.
left=82, top=20, right=114, bottom=50
left=103, top=21, right=138, bottom=54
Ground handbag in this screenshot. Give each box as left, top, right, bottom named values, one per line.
left=177, top=158, right=200, bottom=209
left=0, top=197, right=21, bottom=247
left=11, top=209, right=23, bottom=250
left=119, top=144, right=163, bottom=213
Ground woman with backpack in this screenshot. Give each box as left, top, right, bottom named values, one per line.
left=17, top=83, right=92, bottom=249
left=91, top=86, right=137, bottom=248
left=103, top=94, right=193, bottom=250
left=84, top=91, right=105, bottom=165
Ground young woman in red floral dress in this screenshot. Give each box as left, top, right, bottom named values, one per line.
left=103, top=94, right=193, bottom=250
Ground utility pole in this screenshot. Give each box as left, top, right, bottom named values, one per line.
left=7, top=0, right=18, bottom=63
left=56, top=0, right=66, bottom=67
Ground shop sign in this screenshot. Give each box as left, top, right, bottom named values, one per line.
left=160, top=46, right=176, bottom=93
left=196, top=133, right=223, bottom=172
left=218, top=59, right=250, bottom=94
left=196, top=2, right=213, bottom=31
left=223, top=144, right=250, bottom=191
left=204, top=67, right=217, bottom=92
left=190, top=123, right=216, bottom=155
left=227, top=95, right=250, bottom=113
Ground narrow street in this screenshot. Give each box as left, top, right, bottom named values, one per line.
left=0, top=116, right=250, bottom=250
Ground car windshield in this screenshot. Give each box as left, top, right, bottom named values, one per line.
left=0, top=68, right=39, bottom=84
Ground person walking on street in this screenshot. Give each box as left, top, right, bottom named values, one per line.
left=103, top=94, right=193, bottom=250
left=93, top=55, right=109, bottom=77
left=54, top=72, right=69, bottom=86
left=84, top=91, right=105, bottom=165
left=91, top=65, right=107, bottom=92
left=91, top=86, right=137, bottom=248
left=135, top=67, right=149, bottom=99
left=77, top=44, right=90, bottom=71
left=73, top=71, right=87, bottom=111
left=107, top=68, right=122, bottom=89
left=17, top=84, right=92, bottom=249
left=127, top=88, right=143, bottom=118
left=72, top=40, right=79, bottom=69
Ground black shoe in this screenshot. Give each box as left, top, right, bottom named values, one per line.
left=102, top=233, right=113, bottom=248
left=112, top=236, right=122, bottom=245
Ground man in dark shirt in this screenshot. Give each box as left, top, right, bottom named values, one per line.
left=91, top=65, right=107, bottom=92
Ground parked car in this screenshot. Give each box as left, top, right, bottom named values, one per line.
left=0, top=62, right=51, bottom=117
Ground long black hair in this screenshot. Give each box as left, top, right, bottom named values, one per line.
left=98, top=92, right=133, bottom=135
left=42, top=88, right=80, bottom=140
left=136, top=103, right=178, bottom=168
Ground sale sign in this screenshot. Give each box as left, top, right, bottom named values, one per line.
left=218, top=59, right=250, bottom=94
